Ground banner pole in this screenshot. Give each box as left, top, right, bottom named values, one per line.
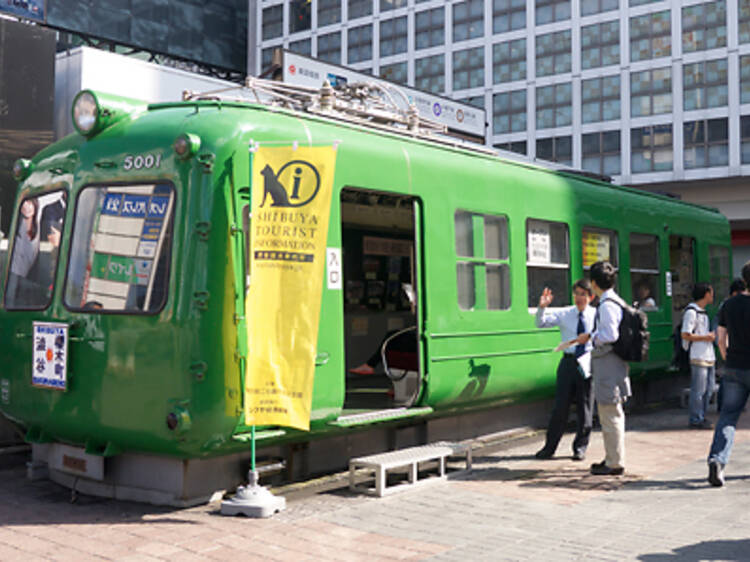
left=251, top=425, right=256, bottom=472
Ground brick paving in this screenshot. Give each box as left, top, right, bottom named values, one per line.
left=1, top=406, right=750, bottom=561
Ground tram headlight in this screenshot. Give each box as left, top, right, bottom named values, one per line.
left=12, top=158, right=32, bottom=181
left=71, top=89, right=147, bottom=138
left=173, top=133, right=201, bottom=159
left=72, top=90, right=99, bottom=135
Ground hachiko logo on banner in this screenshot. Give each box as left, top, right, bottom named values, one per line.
left=245, top=146, right=337, bottom=430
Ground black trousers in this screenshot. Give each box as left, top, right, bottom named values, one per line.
left=541, top=354, right=594, bottom=456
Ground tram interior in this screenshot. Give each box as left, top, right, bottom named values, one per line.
left=340, top=188, right=419, bottom=411
left=669, top=235, right=695, bottom=327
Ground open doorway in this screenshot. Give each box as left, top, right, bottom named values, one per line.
left=669, top=235, right=695, bottom=326
left=340, top=188, right=421, bottom=412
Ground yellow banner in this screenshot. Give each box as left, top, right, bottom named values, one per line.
left=582, top=231, right=610, bottom=268
left=245, top=145, right=337, bottom=430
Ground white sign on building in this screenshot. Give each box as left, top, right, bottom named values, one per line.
left=282, top=51, right=486, bottom=139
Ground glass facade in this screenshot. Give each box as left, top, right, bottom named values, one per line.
left=255, top=0, right=744, bottom=180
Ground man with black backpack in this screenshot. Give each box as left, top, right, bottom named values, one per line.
left=575, top=261, right=630, bottom=476
left=707, top=261, right=750, bottom=487
left=681, top=283, right=715, bottom=430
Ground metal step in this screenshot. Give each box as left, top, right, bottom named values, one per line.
left=329, top=406, right=433, bottom=428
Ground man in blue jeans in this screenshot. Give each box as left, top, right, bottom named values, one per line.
left=707, top=261, right=750, bottom=487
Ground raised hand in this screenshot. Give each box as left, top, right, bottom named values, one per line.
left=538, top=287, right=554, bottom=308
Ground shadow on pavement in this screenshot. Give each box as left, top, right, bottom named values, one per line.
left=638, top=538, right=750, bottom=561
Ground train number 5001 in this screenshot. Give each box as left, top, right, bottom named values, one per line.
left=123, top=153, right=162, bottom=171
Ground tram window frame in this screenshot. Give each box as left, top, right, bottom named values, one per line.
left=4, top=188, right=69, bottom=311
left=62, top=182, right=176, bottom=315
left=630, top=233, right=660, bottom=311
left=526, top=218, right=570, bottom=308
left=455, top=210, right=511, bottom=311
left=709, top=245, right=731, bottom=304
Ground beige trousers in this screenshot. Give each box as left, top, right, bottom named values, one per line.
left=597, top=402, right=625, bottom=469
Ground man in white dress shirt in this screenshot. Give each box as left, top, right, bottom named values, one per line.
left=576, top=261, right=630, bottom=476
left=535, top=279, right=596, bottom=461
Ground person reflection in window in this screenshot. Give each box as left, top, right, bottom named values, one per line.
left=11, top=198, right=40, bottom=279
left=634, top=282, right=656, bottom=310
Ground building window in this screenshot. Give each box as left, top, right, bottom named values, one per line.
left=536, top=30, right=571, bottom=77
left=682, top=1, right=726, bottom=53
left=684, top=118, right=729, bottom=169
left=380, top=61, right=407, bottom=84
left=537, top=135, right=572, bottom=166
left=318, top=0, right=341, bottom=27
left=631, top=124, right=673, bottom=173
left=526, top=219, right=570, bottom=307
left=493, top=38, right=526, bottom=84
left=380, top=16, right=407, bottom=57
left=630, top=10, right=671, bottom=62
left=630, top=233, right=660, bottom=311
left=740, top=0, right=750, bottom=44
left=380, top=0, right=407, bottom=12
left=582, top=76, right=620, bottom=123
left=348, top=0, right=372, bottom=20
left=631, top=67, right=672, bottom=117
left=289, top=38, right=311, bottom=56
left=262, top=4, right=282, bottom=40
left=348, top=24, right=373, bottom=64
left=741, top=55, right=750, bottom=104
left=455, top=211, right=511, bottom=311
left=742, top=116, right=750, bottom=164
left=683, top=59, right=728, bottom=111
left=493, top=0, right=526, bottom=33
left=415, top=54, right=445, bottom=94
left=261, top=46, right=277, bottom=71
left=454, top=47, right=484, bottom=91
left=495, top=141, right=527, bottom=155
left=493, top=89, right=527, bottom=134
left=461, top=95, right=485, bottom=109
left=582, top=131, right=621, bottom=176
left=289, top=0, right=311, bottom=34
left=536, top=0, right=570, bottom=25
left=415, top=7, right=444, bottom=50
left=581, top=20, right=619, bottom=70
left=581, top=0, right=618, bottom=16
left=630, top=0, right=660, bottom=5
left=318, top=32, right=341, bottom=64
left=453, top=0, right=484, bottom=42
left=536, top=83, right=572, bottom=129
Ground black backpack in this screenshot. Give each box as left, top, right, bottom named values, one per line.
left=671, top=305, right=707, bottom=372
left=602, top=298, right=650, bottom=362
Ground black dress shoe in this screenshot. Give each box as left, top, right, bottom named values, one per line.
left=590, top=460, right=606, bottom=469
left=535, top=448, right=554, bottom=459
left=590, top=464, right=624, bottom=475
left=572, top=451, right=585, bottom=461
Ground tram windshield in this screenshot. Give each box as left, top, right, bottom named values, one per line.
left=5, top=190, right=67, bottom=310
left=64, top=183, right=175, bottom=313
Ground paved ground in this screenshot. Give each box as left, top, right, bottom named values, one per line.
left=1, top=406, right=750, bottom=561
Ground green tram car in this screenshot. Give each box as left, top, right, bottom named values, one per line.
left=0, top=81, right=731, bottom=504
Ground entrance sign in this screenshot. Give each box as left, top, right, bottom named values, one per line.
left=32, top=322, right=68, bottom=390
left=245, top=145, right=337, bottom=430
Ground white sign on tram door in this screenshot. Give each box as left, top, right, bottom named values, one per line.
left=282, top=51, right=486, bottom=140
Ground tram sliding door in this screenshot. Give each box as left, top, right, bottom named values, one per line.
left=669, top=235, right=696, bottom=327
left=339, top=188, right=422, bottom=411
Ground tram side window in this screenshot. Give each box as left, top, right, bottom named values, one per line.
left=709, top=245, right=730, bottom=304
left=5, top=190, right=67, bottom=310
left=64, top=183, right=175, bottom=313
left=526, top=219, right=570, bottom=307
left=630, top=233, right=660, bottom=310
left=455, top=210, right=510, bottom=311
